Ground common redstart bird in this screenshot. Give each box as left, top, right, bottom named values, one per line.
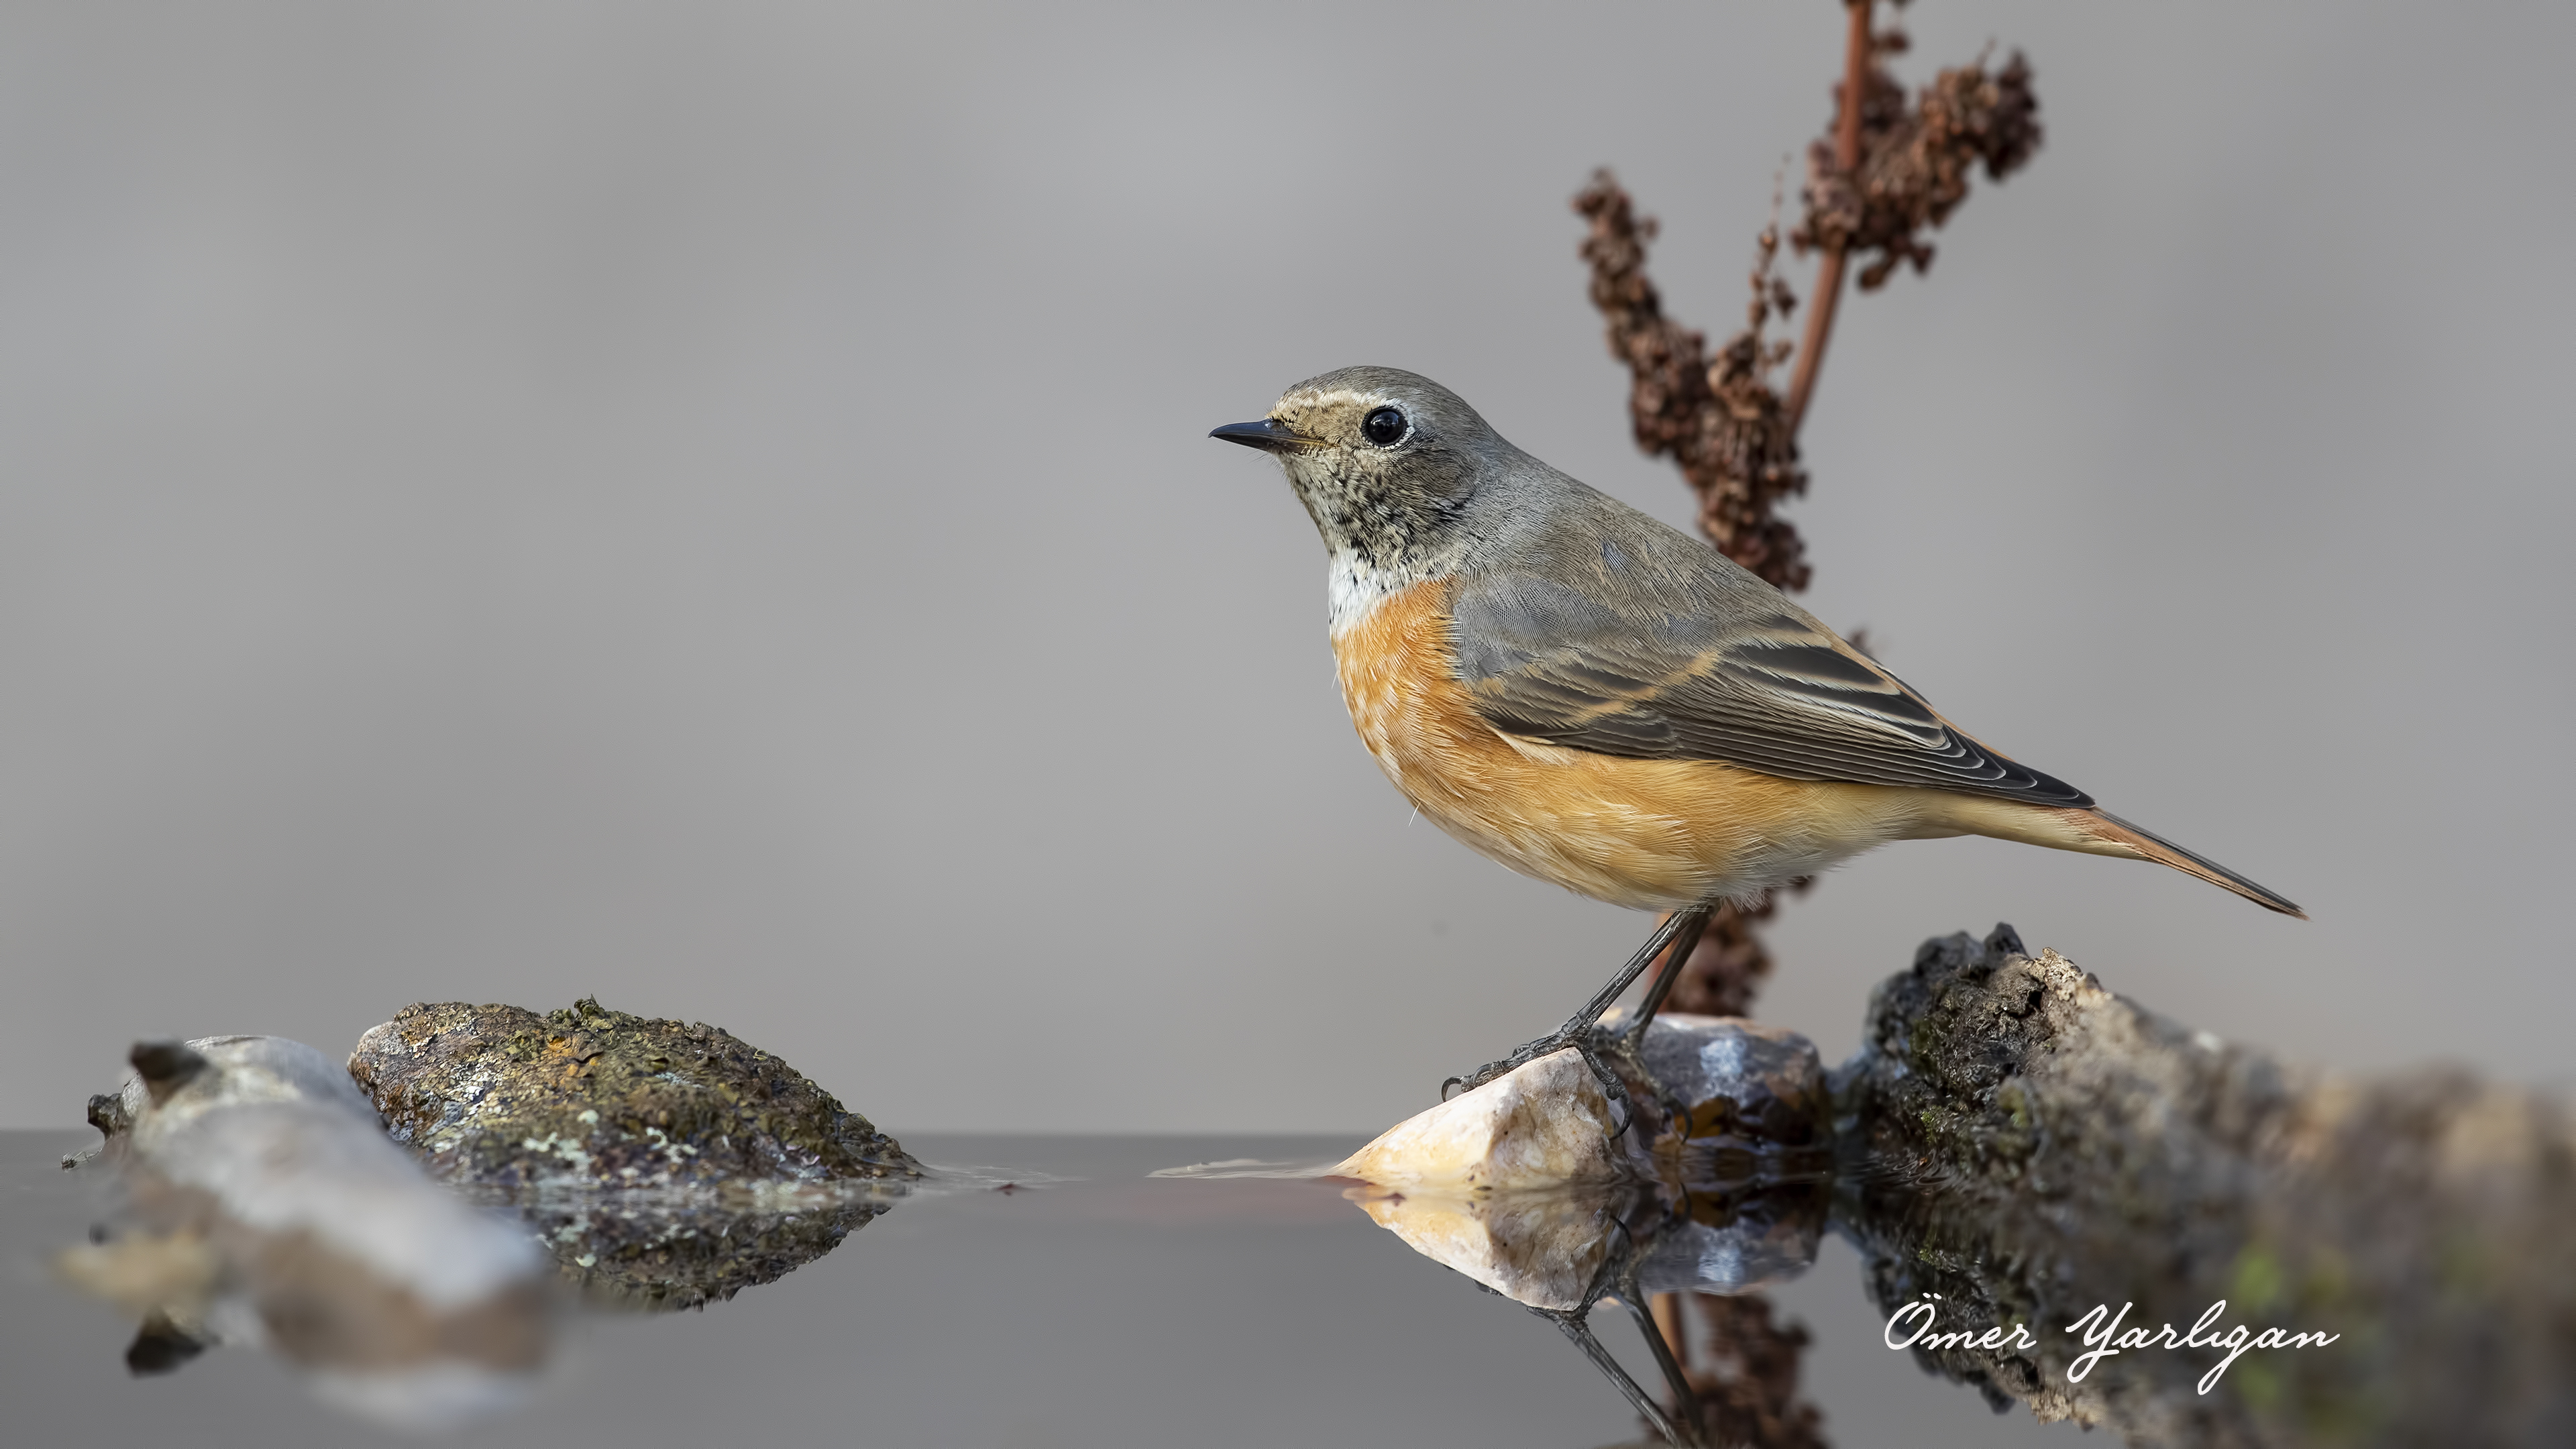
left=1214, top=366, right=2301, bottom=1107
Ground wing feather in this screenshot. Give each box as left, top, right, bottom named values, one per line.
left=1450, top=570, right=2093, bottom=808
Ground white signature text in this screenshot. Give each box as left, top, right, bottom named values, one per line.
left=1885, top=1294, right=2339, bottom=1395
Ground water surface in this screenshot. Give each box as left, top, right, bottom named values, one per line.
left=4, top=1131, right=2069, bottom=1448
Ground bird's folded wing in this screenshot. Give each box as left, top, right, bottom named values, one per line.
left=1450, top=570, right=2093, bottom=808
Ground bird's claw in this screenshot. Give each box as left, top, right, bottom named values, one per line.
left=1439, top=1057, right=1515, bottom=1102
left=1439, top=1030, right=1637, bottom=1142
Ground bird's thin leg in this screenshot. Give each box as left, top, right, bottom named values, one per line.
left=1441, top=907, right=1709, bottom=1128
left=1623, top=907, right=1713, bottom=1055
left=1552, top=907, right=1707, bottom=1043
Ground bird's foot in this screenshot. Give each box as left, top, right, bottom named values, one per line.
left=1440, top=1026, right=1639, bottom=1140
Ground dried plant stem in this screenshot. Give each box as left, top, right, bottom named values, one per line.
left=1593, top=11, right=2042, bottom=1436
left=1581, top=0, right=2054, bottom=1030
left=1782, top=0, right=1874, bottom=436
left=1652, top=1293, right=1688, bottom=1362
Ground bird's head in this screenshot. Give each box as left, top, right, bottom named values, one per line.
left=1210, top=366, right=1507, bottom=572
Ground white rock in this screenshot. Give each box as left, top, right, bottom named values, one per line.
left=116, top=1036, right=544, bottom=1311
left=61, top=1035, right=551, bottom=1430
left=1332, top=1047, right=1625, bottom=1193
left=1326, top=1024, right=1833, bottom=1314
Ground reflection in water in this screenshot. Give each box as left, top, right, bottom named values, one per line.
left=44, top=930, right=2573, bottom=1445
left=60, top=1037, right=554, bottom=1430
left=1345, top=928, right=2576, bottom=1447
left=482, top=1183, right=898, bottom=1312
left=58, top=1034, right=911, bottom=1428
left=1330, top=1010, right=1838, bottom=1444
left=1831, top=932, right=2576, bottom=1446
left=1657, top=1293, right=1828, bottom=1449
left=70, top=1173, right=905, bottom=1409
left=1350, top=1177, right=1829, bottom=1445
left=67, top=1179, right=903, bottom=1415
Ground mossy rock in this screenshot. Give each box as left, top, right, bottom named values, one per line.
left=348, top=998, right=920, bottom=1189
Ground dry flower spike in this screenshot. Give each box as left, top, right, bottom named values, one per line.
left=1572, top=1, right=2041, bottom=1035
left=1792, top=46, right=2041, bottom=292
left=1575, top=174, right=1812, bottom=594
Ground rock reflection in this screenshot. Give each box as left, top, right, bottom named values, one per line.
left=1346, top=1175, right=1829, bottom=1445
left=1348, top=928, right=2576, bottom=1448
left=1336, top=1012, right=1835, bottom=1446
left=1346, top=1177, right=1828, bottom=1312
left=485, top=1183, right=896, bottom=1312
left=57, top=1031, right=906, bottom=1430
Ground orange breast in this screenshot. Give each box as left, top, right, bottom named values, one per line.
left=1331, top=578, right=1923, bottom=910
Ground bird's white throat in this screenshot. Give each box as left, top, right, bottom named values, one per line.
left=1326, top=551, right=1409, bottom=639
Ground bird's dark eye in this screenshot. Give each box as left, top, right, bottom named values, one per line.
left=1361, top=407, right=1408, bottom=447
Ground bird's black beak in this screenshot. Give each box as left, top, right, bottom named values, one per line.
left=1208, top=418, right=1314, bottom=453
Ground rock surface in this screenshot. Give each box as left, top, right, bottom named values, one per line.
left=1334, top=1048, right=1625, bottom=1194
left=1839, top=925, right=2576, bottom=1447
left=1334, top=1016, right=1836, bottom=1201
left=60, top=1036, right=549, bottom=1429
left=348, top=998, right=920, bottom=1190
left=1603, top=1010, right=1831, bottom=1188
left=1332, top=1025, right=1835, bottom=1322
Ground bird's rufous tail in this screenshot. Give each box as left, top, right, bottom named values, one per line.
left=1917, top=793, right=2306, bottom=918
left=2074, top=810, right=2306, bottom=918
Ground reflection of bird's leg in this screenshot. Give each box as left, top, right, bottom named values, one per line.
left=1612, top=1252, right=1703, bottom=1442
left=1544, top=1311, right=1688, bottom=1446
left=1521, top=1210, right=1700, bottom=1446
left=1442, top=906, right=1713, bottom=1138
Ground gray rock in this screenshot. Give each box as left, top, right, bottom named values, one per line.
left=1603, top=1010, right=1831, bottom=1188
left=347, top=998, right=919, bottom=1309
left=348, top=997, right=920, bottom=1191
left=1839, top=925, right=2576, bottom=1446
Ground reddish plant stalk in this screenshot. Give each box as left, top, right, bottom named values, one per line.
left=1782, top=0, right=1874, bottom=437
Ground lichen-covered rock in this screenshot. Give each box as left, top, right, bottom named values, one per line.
left=1837, top=924, right=2576, bottom=1447
left=348, top=998, right=919, bottom=1189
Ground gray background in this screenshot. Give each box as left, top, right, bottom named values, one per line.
left=3, top=1, right=2569, bottom=1133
